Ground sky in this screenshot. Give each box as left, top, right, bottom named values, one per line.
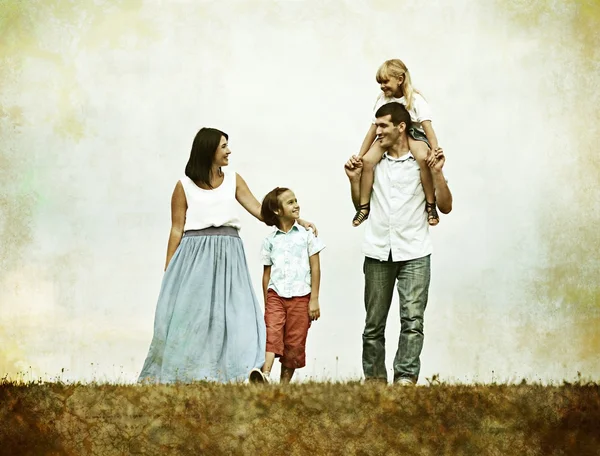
left=1, top=0, right=598, bottom=384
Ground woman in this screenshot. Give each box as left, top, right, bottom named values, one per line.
left=138, top=127, right=316, bottom=383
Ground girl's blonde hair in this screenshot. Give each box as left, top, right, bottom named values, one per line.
left=375, top=59, right=420, bottom=111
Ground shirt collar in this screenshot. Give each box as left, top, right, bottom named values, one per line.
left=274, top=222, right=301, bottom=235
left=383, top=151, right=415, bottom=162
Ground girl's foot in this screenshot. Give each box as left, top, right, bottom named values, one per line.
left=426, top=201, right=439, bottom=226
left=352, top=203, right=370, bottom=227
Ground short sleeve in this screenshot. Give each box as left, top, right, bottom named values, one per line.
left=412, top=93, right=432, bottom=123
left=261, top=237, right=273, bottom=266
left=306, top=230, right=326, bottom=257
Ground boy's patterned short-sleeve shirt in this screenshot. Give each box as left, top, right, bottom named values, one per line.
left=261, top=223, right=326, bottom=298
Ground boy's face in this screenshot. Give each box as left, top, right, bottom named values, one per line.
left=276, top=190, right=300, bottom=221
left=379, top=75, right=404, bottom=98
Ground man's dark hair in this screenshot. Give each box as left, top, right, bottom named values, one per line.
left=374, top=102, right=412, bottom=129
left=185, top=127, right=228, bottom=188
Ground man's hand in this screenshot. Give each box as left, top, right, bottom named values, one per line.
left=345, top=155, right=363, bottom=211
left=429, top=147, right=452, bottom=213
left=426, top=147, right=437, bottom=167
left=344, top=155, right=363, bottom=180
left=298, top=219, right=318, bottom=237
left=308, top=297, right=320, bottom=321
left=429, top=147, right=445, bottom=172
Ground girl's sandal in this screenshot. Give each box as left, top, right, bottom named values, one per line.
left=352, top=203, right=370, bottom=227
left=426, top=201, right=439, bottom=226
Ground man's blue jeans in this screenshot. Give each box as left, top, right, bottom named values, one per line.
left=362, top=254, right=431, bottom=383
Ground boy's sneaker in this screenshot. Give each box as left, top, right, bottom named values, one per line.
left=249, top=368, right=266, bottom=384
left=395, top=378, right=416, bottom=386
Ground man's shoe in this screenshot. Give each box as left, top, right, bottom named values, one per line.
left=395, top=378, right=416, bottom=386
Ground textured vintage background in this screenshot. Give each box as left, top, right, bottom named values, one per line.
left=1, top=0, right=598, bottom=384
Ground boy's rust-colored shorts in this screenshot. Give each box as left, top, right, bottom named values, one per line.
left=265, top=289, right=311, bottom=369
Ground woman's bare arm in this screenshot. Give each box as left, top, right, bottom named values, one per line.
left=164, top=181, right=187, bottom=271
left=235, top=173, right=263, bottom=221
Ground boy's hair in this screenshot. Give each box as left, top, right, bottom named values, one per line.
left=375, top=59, right=420, bottom=111
left=261, top=187, right=290, bottom=228
left=374, top=102, right=412, bottom=130
left=185, top=127, right=228, bottom=188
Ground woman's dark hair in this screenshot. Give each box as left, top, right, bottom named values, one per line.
left=261, top=187, right=290, bottom=228
left=185, top=127, right=228, bottom=188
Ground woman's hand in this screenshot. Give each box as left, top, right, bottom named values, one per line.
left=298, top=219, right=318, bottom=236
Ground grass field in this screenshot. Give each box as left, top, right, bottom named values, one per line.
left=1, top=379, right=599, bottom=455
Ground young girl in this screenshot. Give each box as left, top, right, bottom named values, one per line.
left=352, top=59, right=442, bottom=227
left=249, top=187, right=325, bottom=384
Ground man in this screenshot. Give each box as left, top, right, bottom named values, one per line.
left=344, top=102, right=452, bottom=385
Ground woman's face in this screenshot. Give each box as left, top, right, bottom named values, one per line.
left=214, top=135, right=231, bottom=167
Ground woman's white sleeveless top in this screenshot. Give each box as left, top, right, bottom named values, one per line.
left=180, top=169, right=241, bottom=231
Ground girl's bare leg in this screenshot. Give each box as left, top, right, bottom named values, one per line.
left=353, top=141, right=386, bottom=227
left=409, top=138, right=439, bottom=226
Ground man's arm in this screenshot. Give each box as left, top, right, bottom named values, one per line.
left=430, top=149, right=452, bottom=214
left=344, top=156, right=363, bottom=211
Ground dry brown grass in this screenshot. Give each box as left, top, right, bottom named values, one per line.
left=1, top=379, right=599, bottom=455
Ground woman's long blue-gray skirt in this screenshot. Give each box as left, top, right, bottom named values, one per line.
left=138, top=226, right=266, bottom=383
